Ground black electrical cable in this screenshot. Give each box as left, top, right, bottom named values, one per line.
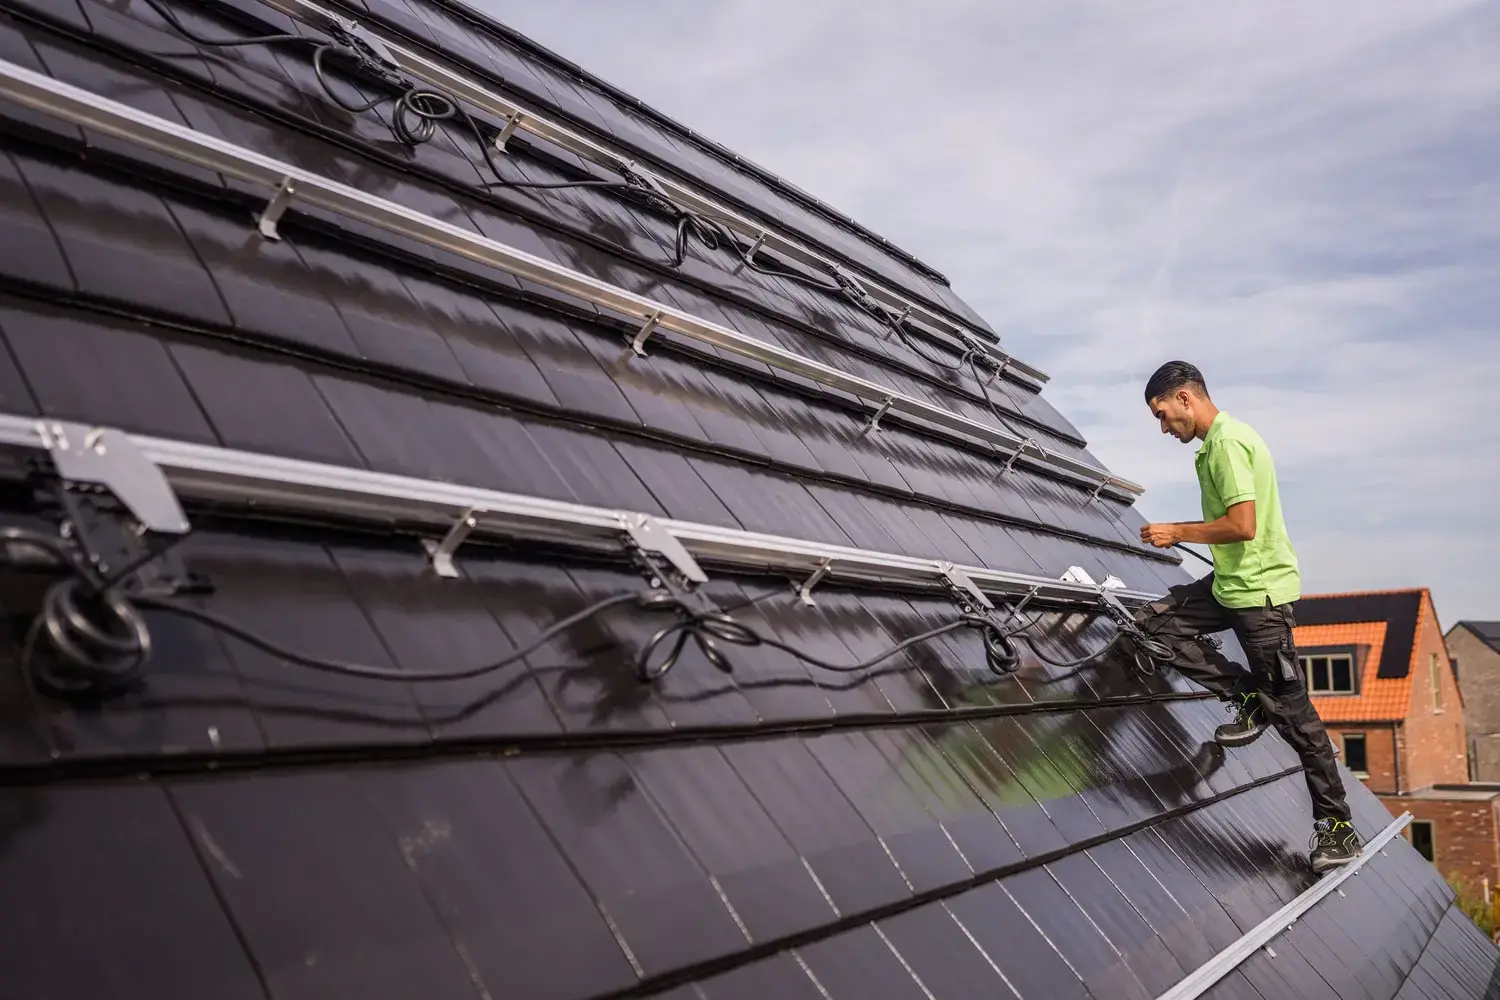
left=2, top=526, right=1035, bottom=700
left=632, top=604, right=1022, bottom=683
left=1176, top=543, right=1215, bottom=568
left=139, top=0, right=315, bottom=48
left=310, top=43, right=460, bottom=146
left=137, top=0, right=1006, bottom=374
left=140, top=0, right=464, bottom=150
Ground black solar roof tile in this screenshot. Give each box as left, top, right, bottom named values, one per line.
left=0, top=783, right=268, bottom=1000
left=509, top=750, right=753, bottom=978
left=172, top=769, right=486, bottom=1000
left=358, top=757, right=640, bottom=999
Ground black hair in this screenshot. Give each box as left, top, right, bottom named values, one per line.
left=1144, top=361, right=1208, bottom=403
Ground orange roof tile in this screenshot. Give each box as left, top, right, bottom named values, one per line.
left=1297, top=620, right=1413, bottom=722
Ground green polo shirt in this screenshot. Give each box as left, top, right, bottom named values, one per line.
left=1194, top=412, right=1301, bottom=608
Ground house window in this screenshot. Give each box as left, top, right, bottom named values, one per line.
left=1342, top=733, right=1368, bottom=776
left=1430, top=652, right=1443, bottom=711
left=1302, top=653, right=1356, bottom=694
left=1410, top=820, right=1435, bottom=863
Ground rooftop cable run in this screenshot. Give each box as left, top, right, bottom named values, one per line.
left=147, top=0, right=1044, bottom=386
left=0, top=416, right=1174, bottom=704
left=0, top=54, right=1143, bottom=501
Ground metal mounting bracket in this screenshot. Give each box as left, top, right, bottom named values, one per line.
left=796, top=558, right=834, bottom=606
left=745, top=232, right=768, bottom=264
left=1005, top=584, right=1042, bottom=626
left=630, top=310, right=663, bottom=357
left=494, top=111, right=525, bottom=153
left=994, top=437, right=1041, bottom=481
left=1087, top=476, right=1120, bottom=505
left=862, top=396, right=896, bottom=436
left=620, top=512, right=706, bottom=585
left=1061, top=565, right=1098, bottom=587
left=37, top=421, right=188, bottom=535
left=257, top=176, right=297, bottom=241
left=940, top=562, right=994, bottom=610
left=982, top=357, right=1009, bottom=386
left=422, top=506, right=481, bottom=578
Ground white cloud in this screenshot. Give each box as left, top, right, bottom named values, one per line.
left=477, top=0, right=1500, bottom=624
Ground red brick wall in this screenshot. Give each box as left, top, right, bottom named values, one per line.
left=1401, top=594, right=1470, bottom=790
left=1380, top=795, right=1500, bottom=893
left=1448, top=627, right=1500, bottom=781
left=1327, top=723, right=1398, bottom=793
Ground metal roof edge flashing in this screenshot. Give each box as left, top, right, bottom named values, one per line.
left=1154, top=811, right=1415, bottom=1000
left=0, top=58, right=1146, bottom=499
left=0, top=415, right=1162, bottom=609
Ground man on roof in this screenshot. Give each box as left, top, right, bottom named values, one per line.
left=1136, top=360, right=1360, bottom=875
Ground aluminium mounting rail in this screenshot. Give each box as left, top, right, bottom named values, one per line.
left=1154, top=811, right=1415, bottom=1000
left=253, top=0, right=1048, bottom=386
left=0, top=414, right=1163, bottom=609
left=0, top=58, right=1145, bottom=502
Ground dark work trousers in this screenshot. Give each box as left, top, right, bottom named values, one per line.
left=1134, top=574, right=1351, bottom=823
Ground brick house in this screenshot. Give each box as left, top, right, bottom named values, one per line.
left=1446, top=622, right=1500, bottom=781
left=1296, top=589, right=1500, bottom=890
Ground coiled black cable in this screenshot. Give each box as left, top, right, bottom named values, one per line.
left=2, top=526, right=1043, bottom=700
left=310, top=43, right=458, bottom=146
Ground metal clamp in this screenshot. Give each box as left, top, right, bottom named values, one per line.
left=37, top=421, right=188, bottom=535
left=745, top=232, right=768, bottom=264
left=29, top=420, right=199, bottom=594
left=940, top=562, right=994, bottom=611
left=1087, top=476, right=1120, bottom=504
left=630, top=310, right=663, bottom=357
left=422, top=506, right=481, bottom=578
left=1005, top=584, right=1042, bottom=627
left=1063, top=565, right=1138, bottom=634
left=862, top=396, right=897, bottom=436
left=493, top=111, right=526, bottom=153
left=994, top=436, right=1041, bottom=481
left=796, top=558, right=834, bottom=606
left=257, top=176, right=297, bottom=241
left=619, top=512, right=706, bottom=586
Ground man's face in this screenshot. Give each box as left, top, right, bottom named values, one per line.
left=1148, top=390, right=1197, bottom=443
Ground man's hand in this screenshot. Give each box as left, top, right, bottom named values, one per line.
left=1142, top=504, right=1256, bottom=550
left=1140, top=523, right=1180, bottom=549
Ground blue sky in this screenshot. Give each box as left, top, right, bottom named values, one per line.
left=478, top=0, right=1500, bottom=627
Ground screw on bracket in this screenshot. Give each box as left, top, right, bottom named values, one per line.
left=494, top=110, right=525, bottom=153
left=994, top=437, right=1040, bottom=481
left=796, top=558, right=834, bottom=607
left=862, top=396, right=896, bottom=436
left=257, top=176, right=297, bottom=241
left=630, top=311, right=663, bottom=357
left=1087, top=476, right=1119, bottom=505
left=423, top=506, right=482, bottom=578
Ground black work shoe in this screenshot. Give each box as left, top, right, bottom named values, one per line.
left=1214, top=691, right=1269, bottom=748
left=1310, top=818, right=1362, bottom=874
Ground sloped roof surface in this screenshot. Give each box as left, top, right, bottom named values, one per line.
left=1297, top=589, right=1425, bottom=680
left=1454, top=621, right=1500, bottom=656
left=1295, top=621, right=1414, bottom=722
left=0, top=1, right=1494, bottom=998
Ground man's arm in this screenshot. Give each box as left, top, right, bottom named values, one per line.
left=1141, top=501, right=1256, bottom=548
